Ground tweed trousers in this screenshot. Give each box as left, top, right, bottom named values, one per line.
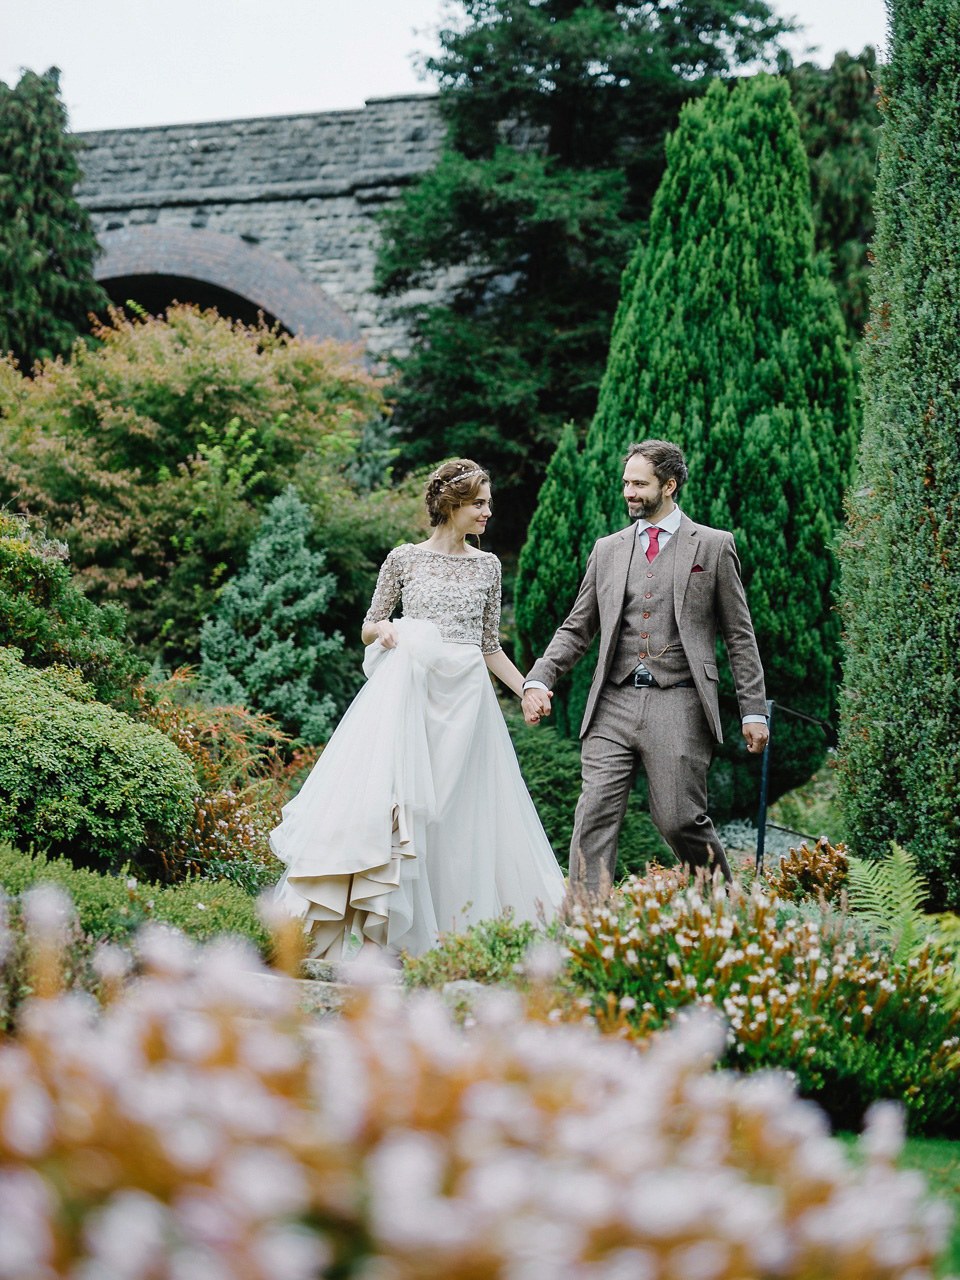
left=569, top=680, right=731, bottom=894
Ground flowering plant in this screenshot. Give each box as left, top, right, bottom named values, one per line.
left=766, top=837, right=849, bottom=904
left=562, top=867, right=960, bottom=1133
left=0, top=888, right=953, bottom=1279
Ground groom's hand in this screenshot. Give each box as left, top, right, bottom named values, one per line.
left=522, top=688, right=553, bottom=724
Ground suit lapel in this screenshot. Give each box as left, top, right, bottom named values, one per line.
left=608, top=527, right=636, bottom=619
left=673, top=515, right=700, bottom=619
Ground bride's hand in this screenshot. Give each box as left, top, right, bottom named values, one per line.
left=376, top=620, right=400, bottom=649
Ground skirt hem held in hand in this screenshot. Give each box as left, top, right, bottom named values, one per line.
left=270, top=617, right=566, bottom=958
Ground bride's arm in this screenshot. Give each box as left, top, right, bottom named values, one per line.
left=479, top=557, right=525, bottom=694
left=361, top=549, right=404, bottom=647
left=483, top=648, right=526, bottom=698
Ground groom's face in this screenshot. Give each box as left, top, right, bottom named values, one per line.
left=622, top=455, right=674, bottom=522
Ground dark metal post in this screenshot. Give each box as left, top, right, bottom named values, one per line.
left=755, top=699, right=775, bottom=877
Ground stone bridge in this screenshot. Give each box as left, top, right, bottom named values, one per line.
left=76, top=95, right=446, bottom=356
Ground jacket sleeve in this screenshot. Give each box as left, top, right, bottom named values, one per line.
left=715, top=534, right=768, bottom=718
left=525, top=545, right=602, bottom=689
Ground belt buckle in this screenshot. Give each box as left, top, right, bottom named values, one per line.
left=633, top=670, right=655, bottom=688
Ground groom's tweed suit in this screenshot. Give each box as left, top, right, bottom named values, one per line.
left=527, top=513, right=766, bottom=890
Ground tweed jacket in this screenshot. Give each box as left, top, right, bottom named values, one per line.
left=526, top=513, right=767, bottom=742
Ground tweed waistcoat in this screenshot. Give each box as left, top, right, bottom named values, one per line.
left=608, top=532, right=693, bottom=685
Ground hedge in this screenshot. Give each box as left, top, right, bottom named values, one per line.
left=0, top=647, right=197, bottom=869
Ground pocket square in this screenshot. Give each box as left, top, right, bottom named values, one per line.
left=690, top=565, right=704, bottom=573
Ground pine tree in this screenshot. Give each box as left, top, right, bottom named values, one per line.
left=199, top=488, right=344, bottom=745
left=837, top=0, right=960, bottom=905
left=0, top=68, right=106, bottom=370
left=530, top=76, right=856, bottom=815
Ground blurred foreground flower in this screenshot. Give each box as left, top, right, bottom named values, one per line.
left=0, top=902, right=953, bottom=1279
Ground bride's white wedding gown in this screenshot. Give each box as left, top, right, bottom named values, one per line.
left=271, top=543, right=567, bottom=958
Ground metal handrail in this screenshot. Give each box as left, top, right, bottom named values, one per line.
left=753, top=700, right=836, bottom=876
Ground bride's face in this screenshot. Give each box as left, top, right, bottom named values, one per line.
left=450, top=483, right=492, bottom=538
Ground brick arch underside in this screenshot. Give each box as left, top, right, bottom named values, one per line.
left=95, top=226, right=362, bottom=346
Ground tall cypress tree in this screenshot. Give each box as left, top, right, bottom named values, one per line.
left=515, top=421, right=584, bottom=727
left=525, top=75, right=856, bottom=815
left=0, top=68, right=106, bottom=371
left=837, top=0, right=960, bottom=904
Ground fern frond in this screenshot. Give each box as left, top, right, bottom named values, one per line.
left=846, top=844, right=932, bottom=963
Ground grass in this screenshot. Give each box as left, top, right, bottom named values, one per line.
left=902, top=1139, right=960, bottom=1276
left=767, top=753, right=846, bottom=845
left=838, top=1134, right=960, bottom=1276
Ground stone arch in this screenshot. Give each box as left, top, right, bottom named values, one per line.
left=94, top=225, right=362, bottom=346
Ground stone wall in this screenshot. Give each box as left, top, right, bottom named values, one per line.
left=76, top=95, right=446, bottom=353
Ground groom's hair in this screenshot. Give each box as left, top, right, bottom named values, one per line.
left=623, top=439, right=688, bottom=495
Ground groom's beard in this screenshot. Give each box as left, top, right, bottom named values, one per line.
left=627, top=485, right=666, bottom=522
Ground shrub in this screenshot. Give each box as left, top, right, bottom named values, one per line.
left=0, top=887, right=104, bottom=1030
left=562, top=867, right=960, bottom=1134
left=0, top=510, right=145, bottom=704
left=0, top=305, right=404, bottom=664
left=836, top=0, right=960, bottom=903
left=0, top=909, right=950, bottom=1279
left=504, top=700, right=670, bottom=876
left=200, top=486, right=343, bottom=744
left=0, top=647, right=197, bottom=868
left=766, top=837, right=849, bottom=905
left=130, top=667, right=311, bottom=887
left=140, top=788, right=281, bottom=889
left=131, top=665, right=291, bottom=793
left=402, top=911, right=539, bottom=990
left=0, top=843, right=269, bottom=954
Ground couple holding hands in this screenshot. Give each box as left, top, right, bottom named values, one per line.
left=271, top=439, right=769, bottom=959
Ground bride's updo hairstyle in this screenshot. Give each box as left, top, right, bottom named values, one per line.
left=425, top=458, right=490, bottom=527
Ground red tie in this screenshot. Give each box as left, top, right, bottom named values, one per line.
left=646, top=527, right=662, bottom=563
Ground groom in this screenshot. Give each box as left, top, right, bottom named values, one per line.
left=522, top=439, right=769, bottom=891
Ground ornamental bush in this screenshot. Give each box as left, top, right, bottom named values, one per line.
left=0, top=902, right=950, bottom=1278
left=0, top=648, right=197, bottom=869
left=563, top=866, right=960, bottom=1135
left=0, top=305, right=404, bottom=665
left=199, top=486, right=343, bottom=745
left=0, top=843, right=270, bottom=956
left=766, top=837, right=850, bottom=905
left=0, top=510, right=145, bottom=705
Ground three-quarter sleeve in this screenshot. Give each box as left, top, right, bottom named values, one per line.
left=481, top=556, right=503, bottom=655
left=363, top=546, right=404, bottom=626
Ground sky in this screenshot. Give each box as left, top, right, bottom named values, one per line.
left=0, top=0, right=888, bottom=134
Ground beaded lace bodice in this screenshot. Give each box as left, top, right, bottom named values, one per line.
left=363, top=544, right=502, bottom=654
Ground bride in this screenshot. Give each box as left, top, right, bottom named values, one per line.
left=271, top=458, right=567, bottom=958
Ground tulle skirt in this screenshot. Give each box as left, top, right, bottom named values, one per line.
left=270, top=618, right=567, bottom=958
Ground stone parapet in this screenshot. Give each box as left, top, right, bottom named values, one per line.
left=76, top=95, right=447, bottom=354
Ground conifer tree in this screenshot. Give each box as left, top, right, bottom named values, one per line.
left=0, top=69, right=106, bottom=370
left=837, top=0, right=960, bottom=904
left=786, top=49, right=881, bottom=340
left=376, top=1, right=792, bottom=548
left=200, top=488, right=344, bottom=745
left=514, top=422, right=585, bottom=730
left=528, top=76, right=856, bottom=814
